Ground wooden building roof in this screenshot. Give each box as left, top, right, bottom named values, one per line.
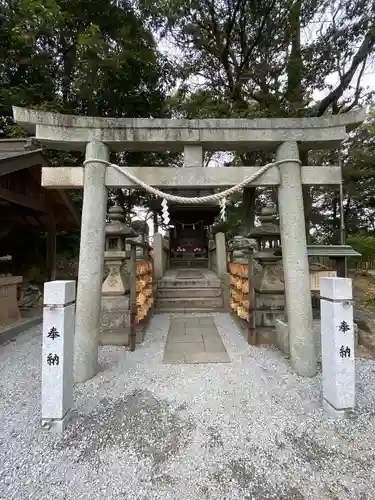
left=0, top=139, right=79, bottom=231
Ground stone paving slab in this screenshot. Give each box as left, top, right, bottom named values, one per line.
left=184, top=351, right=230, bottom=363
left=165, top=341, right=206, bottom=355
left=163, top=315, right=230, bottom=364
left=168, top=333, right=204, bottom=343
left=203, top=338, right=226, bottom=352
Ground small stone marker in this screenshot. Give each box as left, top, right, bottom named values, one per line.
left=320, top=277, right=355, bottom=419
left=42, top=280, right=76, bottom=432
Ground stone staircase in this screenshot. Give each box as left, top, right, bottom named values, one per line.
left=155, top=269, right=224, bottom=313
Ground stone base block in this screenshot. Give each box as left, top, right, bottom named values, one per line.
left=255, top=293, right=285, bottom=310
left=42, top=409, right=74, bottom=433
left=231, top=314, right=276, bottom=346
left=100, top=324, right=146, bottom=346
left=0, top=276, right=22, bottom=326
left=275, top=319, right=358, bottom=357
left=322, top=399, right=353, bottom=420
left=275, top=319, right=289, bottom=354
left=254, top=293, right=285, bottom=328
left=256, top=327, right=276, bottom=345
left=255, top=310, right=285, bottom=328
left=100, top=329, right=130, bottom=346
left=100, top=295, right=130, bottom=346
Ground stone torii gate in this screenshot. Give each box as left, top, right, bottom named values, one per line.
left=13, top=106, right=365, bottom=382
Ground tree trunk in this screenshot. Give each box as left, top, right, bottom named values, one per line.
left=241, top=187, right=257, bottom=234
left=153, top=211, right=159, bottom=234
left=286, top=2, right=311, bottom=241
left=286, top=0, right=304, bottom=113
left=46, top=218, right=57, bottom=281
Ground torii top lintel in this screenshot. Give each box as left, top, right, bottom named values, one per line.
left=12, top=106, right=365, bottom=153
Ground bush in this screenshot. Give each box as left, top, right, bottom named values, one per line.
left=347, top=234, right=375, bottom=268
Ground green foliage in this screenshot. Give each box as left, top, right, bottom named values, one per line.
left=0, top=0, right=172, bottom=258
left=307, top=106, right=375, bottom=243
left=1, top=0, right=168, bottom=125
left=347, top=235, right=375, bottom=262
left=136, top=0, right=375, bottom=238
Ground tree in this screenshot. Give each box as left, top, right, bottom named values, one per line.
left=139, top=0, right=374, bottom=115
left=0, top=0, right=174, bottom=260
left=0, top=0, right=171, bottom=123
left=137, top=0, right=375, bottom=233
left=308, top=106, right=375, bottom=243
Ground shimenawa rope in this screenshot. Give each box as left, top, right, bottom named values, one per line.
left=82, top=158, right=301, bottom=204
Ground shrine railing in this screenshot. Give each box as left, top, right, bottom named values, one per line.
left=162, top=236, right=170, bottom=272
left=129, top=241, right=154, bottom=351
left=208, top=243, right=217, bottom=272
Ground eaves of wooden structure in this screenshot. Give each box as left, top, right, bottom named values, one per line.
left=0, top=138, right=80, bottom=230
left=0, top=138, right=80, bottom=280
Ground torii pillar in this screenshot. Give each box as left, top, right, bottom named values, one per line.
left=74, top=141, right=109, bottom=382
left=277, top=141, right=316, bottom=377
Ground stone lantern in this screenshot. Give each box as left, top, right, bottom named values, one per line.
left=231, top=236, right=258, bottom=264
left=100, top=204, right=135, bottom=345
left=249, top=205, right=281, bottom=251
left=247, top=205, right=285, bottom=338
left=130, top=220, right=149, bottom=259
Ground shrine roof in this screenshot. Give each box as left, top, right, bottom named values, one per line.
left=0, top=139, right=80, bottom=230
left=307, top=245, right=361, bottom=257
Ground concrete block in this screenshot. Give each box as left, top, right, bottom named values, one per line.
left=44, top=280, right=76, bottom=306
left=320, top=276, right=352, bottom=301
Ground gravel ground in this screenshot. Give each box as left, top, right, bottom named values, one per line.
left=1, top=312, right=375, bottom=500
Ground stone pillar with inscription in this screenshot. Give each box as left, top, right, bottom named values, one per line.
left=42, top=280, right=75, bottom=433
left=320, top=277, right=355, bottom=419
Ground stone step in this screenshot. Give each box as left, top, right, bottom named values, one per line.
left=155, top=296, right=224, bottom=310
left=154, top=307, right=227, bottom=314
left=158, top=279, right=221, bottom=289
left=157, top=287, right=222, bottom=298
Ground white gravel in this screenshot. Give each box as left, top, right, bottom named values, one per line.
left=1, top=312, right=375, bottom=500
